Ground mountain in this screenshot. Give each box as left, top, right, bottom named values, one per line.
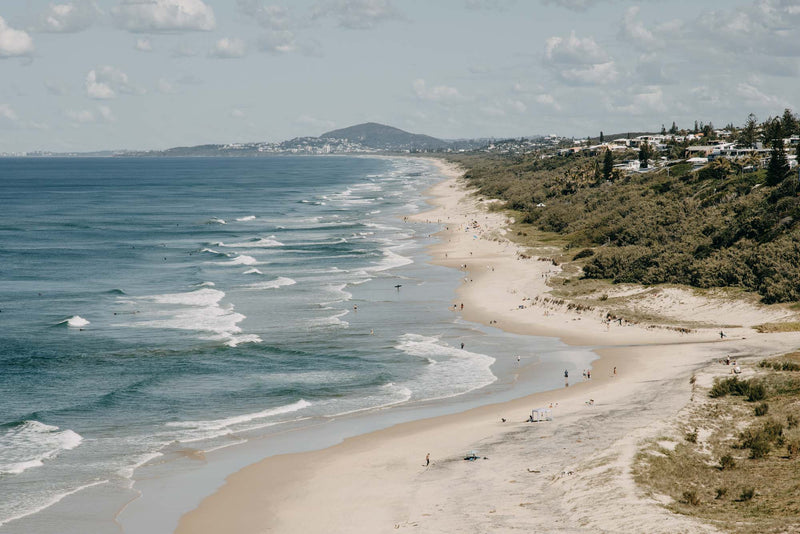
left=320, top=122, right=450, bottom=150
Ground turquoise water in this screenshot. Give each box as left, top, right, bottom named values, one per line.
left=0, top=156, right=594, bottom=532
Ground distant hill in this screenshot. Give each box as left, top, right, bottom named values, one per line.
left=320, top=122, right=450, bottom=150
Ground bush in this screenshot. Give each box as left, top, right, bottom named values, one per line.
left=739, top=487, right=755, bottom=502
left=749, top=439, right=771, bottom=459
left=747, top=382, right=767, bottom=401
left=715, top=487, right=728, bottom=500
left=754, top=402, right=769, bottom=416
left=719, top=454, right=736, bottom=470
left=788, top=414, right=798, bottom=429
left=685, top=429, right=698, bottom=443
left=683, top=489, right=701, bottom=506
left=573, top=248, right=594, bottom=260
left=788, top=440, right=800, bottom=458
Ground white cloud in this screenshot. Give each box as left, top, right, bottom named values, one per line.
left=296, top=114, right=335, bottom=131
left=0, top=16, right=34, bottom=57
left=535, top=93, right=561, bottom=111
left=210, top=37, right=246, bottom=58
left=113, top=0, right=216, bottom=33
left=509, top=99, right=527, bottom=113
left=735, top=82, right=786, bottom=109
left=231, top=108, right=246, bottom=118
left=85, top=66, right=135, bottom=99
left=0, top=104, right=19, bottom=122
left=544, top=31, right=617, bottom=85
left=157, top=78, right=176, bottom=93
left=37, top=2, right=98, bottom=33
left=45, top=80, right=71, bottom=96
left=413, top=79, right=465, bottom=103
left=619, top=6, right=657, bottom=49
left=238, top=1, right=291, bottom=30
left=312, top=0, right=401, bottom=30
left=606, top=86, right=667, bottom=115
left=135, top=38, right=152, bottom=51
left=65, top=105, right=115, bottom=124
left=540, top=0, right=602, bottom=12
left=171, top=42, right=198, bottom=57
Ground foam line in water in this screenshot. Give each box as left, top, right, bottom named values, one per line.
left=57, top=315, right=90, bottom=328
left=243, top=268, right=263, bottom=275
left=394, top=333, right=497, bottom=401
left=219, top=237, right=284, bottom=248
left=0, top=479, right=108, bottom=528
left=0, top=421, right=83, bottom=476
left=166, top=399, right=311, bottom=439
left=242, top=277, right=296, bottom=290
left=366, top=248, right=413, bottom=272
left=235, top=215, right=256, bottom=221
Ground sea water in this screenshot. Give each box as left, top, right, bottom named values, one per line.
left=0, top=156, right=595, bottom=532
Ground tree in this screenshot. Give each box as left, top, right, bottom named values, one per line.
left=638, top=142, right=654, bottom=169
left=762, top=117, right=783, bottom=147
left=669, top=121, right=678, bottom=135
left=739, top=113, right=758, bottom=148
left=702, top=122, right=715, bottom=140
left=603, top=148, right=614, bottom=180
left=766, top=138, right=790, bottom=186
left=600, top=131, right=604, bottom=143
left=694, top=120, right=699, bottom=133
left=661, top=124, right=667, bottom=135
left=782, top=108, right=798, bottom=137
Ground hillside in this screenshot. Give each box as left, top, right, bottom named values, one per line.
left=320, top=122, right=449, bottom=150
left=449, top=149, right=800, bottom=304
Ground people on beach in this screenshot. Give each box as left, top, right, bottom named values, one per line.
left=517, top=355, right=521, bottom=366
left=613, top=366, right=617, bottom=376
left=425, top=453, right=430, bottom=466
left=460, top=342, right=465, bottom=349
left=719, top=330, right=726, bottom=339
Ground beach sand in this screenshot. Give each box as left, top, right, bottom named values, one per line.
left=176, top=159, right=800, bottom=533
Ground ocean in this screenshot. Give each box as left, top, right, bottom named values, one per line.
left=0, top=156, right=596, bottom=533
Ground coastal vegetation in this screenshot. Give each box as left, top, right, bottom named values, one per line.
left=633, top=352, right=800, bottom=533
left=449, top=110, right=800, bottom=303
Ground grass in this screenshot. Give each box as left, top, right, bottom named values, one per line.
left=633, top=353, right=800, bottom=533
left=754, top=322, right=800, bottom=333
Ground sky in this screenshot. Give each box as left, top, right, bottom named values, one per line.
left=0, top=0, right=799, bottom=152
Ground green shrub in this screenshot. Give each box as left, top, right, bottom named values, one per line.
left=685, top=429, right=698, bottom=443
left=739, top=487, right=755, bottom=501
left=788, top=414, right=798, bottom=429
left=788, top=440, right=800, bottom=458
left=719, top=454, right=736, bottom=470
left=573, top=248, right=594, bottom=260
left=747, top=382, right=767, bottom=401
left=754, top=402, right=769, bottom=416
left=683, top=489, right=701, bottom=506
left=715, top=487, right=728, bottom=500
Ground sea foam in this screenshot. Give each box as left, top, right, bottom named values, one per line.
left=0, top=421, right=83, bottom=476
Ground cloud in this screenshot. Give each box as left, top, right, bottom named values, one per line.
left=113, top=0, right=216, bottom=33
left=65, top=105, right=115, bottom=124
left=312, top=0, right=401, bottom=30
left=465, top=0, right=516, bottom=10
left=0, top=104, right=19, bottom=122
left=605, top=86, right=667, bottom=115
left=735, top=81, right=787, bottom=109
left=135, top=38, right=152, bottom=51
left=171, top=42, right=198, bottom=57
left=156, top=78, right=176, bottom=93
left=618, top=6, right=657, bottom=49
left=540, top=0, right=602, bottom=11
left=37, top=1, right=99, bottom=33
left=0, top=16, right=34, bottom=57
left=296, top=114, right=335, bottom=131
left=210, top=37, right=246, bottom=58
left=535, top=93, right=561, bottom=111
left=237, top=1, right=291, bottom=30
left=231, top=108, right=246, bottom=118
left=45, top=80, right=71, bottom=96
left=85, top=66, right=135, bottom=99
left=413, top=79, right=465, bottom=103
left=544, top=31, right=617, bottom=85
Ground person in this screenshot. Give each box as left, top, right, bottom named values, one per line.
left=460, top=303, right=464, bottom=311
left=613, top=366, right=617, bottom=376
left=587, top=370, right=591, bottom=379
left=720, top=330, right=725, bottom=339
left=517, top=355, right=521, bottom=366
left=425, top=453, right=430, bottom=466
left=460, top=342, right=465, bottom=349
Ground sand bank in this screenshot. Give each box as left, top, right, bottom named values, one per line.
left=176, top=159, right=800, bottom=533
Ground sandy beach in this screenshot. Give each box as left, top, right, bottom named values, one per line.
left=176, top=159, right=800, bottom=534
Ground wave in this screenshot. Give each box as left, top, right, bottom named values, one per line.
left=192, top=281, right=216, bottom=288
left=242, top=277, right=297, bottom=290
left=56, top=315, right=90, bottom=328
left=366, top=248, right=413, bottom=272
left=200, top=248, right=230, bottom=257
left=235, top=215, right=256, bottom=221
left=119, top=288, right=259, bottom=347
left=104, top=289, right=126, bottom=295
left=307, top=309, right=349, bottom=328
left=205, top=217, right=226, bottom=225
left=243, top=268, right=263, bottom=275
left=214, top=254, right=258, bottom=266
left=165, top=399, right=311, bottom=440
left=0, top=479, right=107, bottom=528
left=0, top=421, right=83, bottom=476
left=219, top=237, right=284, bottom=248
left=394, top=334, right=496, bottom=401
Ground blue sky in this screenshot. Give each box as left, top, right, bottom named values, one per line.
left=0, top=0, right=798, bottom=152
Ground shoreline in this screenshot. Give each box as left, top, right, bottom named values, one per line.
left=175, top=157, right=800, bottom=533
